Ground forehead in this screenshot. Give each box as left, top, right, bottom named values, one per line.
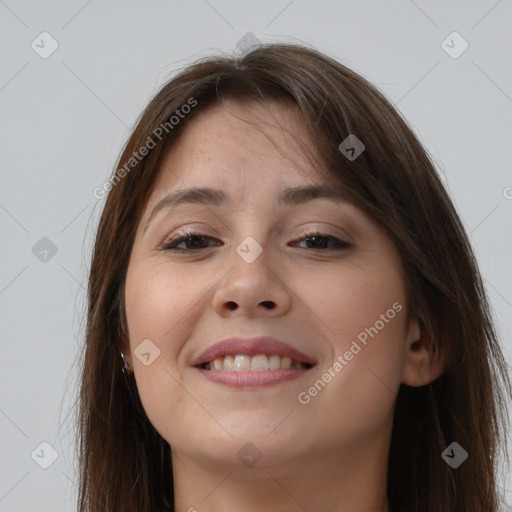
left=150, top=99, right=324, bottom=195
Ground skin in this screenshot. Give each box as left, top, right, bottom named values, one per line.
left=122, top=99, right=445, bottom=512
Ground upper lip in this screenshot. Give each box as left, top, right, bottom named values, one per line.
left=191, top=336, right=317, bottom=367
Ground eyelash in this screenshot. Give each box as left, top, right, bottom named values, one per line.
left=161, top=228, right=352, bottom=252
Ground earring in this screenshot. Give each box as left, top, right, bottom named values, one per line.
left=120, top=351, right=131, bottom=375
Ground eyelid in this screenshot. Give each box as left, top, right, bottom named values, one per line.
left=160, top=226, right=354, bottom=253
left=159, top=221, right=351, bottom=244
left=291, top=221, right=355, bottom=246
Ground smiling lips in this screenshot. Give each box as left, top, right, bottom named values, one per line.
left=192, top=336, right=316, bottom=388
left=204, top=353, right=310, bottom=371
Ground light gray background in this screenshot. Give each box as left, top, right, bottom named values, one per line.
left=1, top=1, right=511, bottom=510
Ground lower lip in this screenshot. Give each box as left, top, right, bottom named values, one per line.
left=195, top=368, right=312, bottom=388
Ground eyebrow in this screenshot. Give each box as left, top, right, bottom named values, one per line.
left=143, top=184, right=351, bottom=232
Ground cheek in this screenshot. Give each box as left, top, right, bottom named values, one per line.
left=300, top=262, right=408, bottom=406
left=301, top=261, right=407, bottom=353
left=124, top=261, right=197, bottom=347
left=295, top=263, right=408, bottom=437
left=124, top=261, right=204, bottom=441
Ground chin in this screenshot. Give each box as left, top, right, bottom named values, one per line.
left=173, top=422, right=304, bottom=469
left=187, top=436, right=303, bottom=474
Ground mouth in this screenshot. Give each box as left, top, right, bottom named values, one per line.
left=198, top=354, right=314, bottom=371
left=191, top=336, right=317, bottom=388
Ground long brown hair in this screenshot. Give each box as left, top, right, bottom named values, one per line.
left=75, top=42, right=511, bottom=511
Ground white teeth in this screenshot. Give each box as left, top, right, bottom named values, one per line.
left=280, top=356, right=292, bottom=370
left=223, top=355, right=234, bottom=371
left=234, top=354, right=251, bottom=371
left=251, top=354, right=268, bottom=371
left=268, top=354, right=281, bottom=370
left=211, top=358, right=223, bottom=371
left=205, top=354, right=309, bottom=371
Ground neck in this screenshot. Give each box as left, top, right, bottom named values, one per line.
left=171, top=436, right=390, bottom=512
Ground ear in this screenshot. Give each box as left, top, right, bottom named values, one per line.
left=401, top=313, right=445, bottom=387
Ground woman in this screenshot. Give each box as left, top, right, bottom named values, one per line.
left=76, top=42, right=511, bottom=511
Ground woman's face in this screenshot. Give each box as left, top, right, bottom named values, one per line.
left=123, top=99, right=428, bottom=473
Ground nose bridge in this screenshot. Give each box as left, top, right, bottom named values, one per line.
left=230, top=231, right=272, bottom=286
left=226, top=195, right=288, bottom=284
left=212, top=227, right=291, bottom=316
left=227, top=203, right=272, bottom=251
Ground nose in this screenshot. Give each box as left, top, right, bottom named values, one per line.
left=212, top=240, right=292, bottom=318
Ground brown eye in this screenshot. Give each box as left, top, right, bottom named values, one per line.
left=291, top=231, right=352, bottom=251
left=162, top=230, right=221, bottom=252
left=161, top=229, right=352, bottom=253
